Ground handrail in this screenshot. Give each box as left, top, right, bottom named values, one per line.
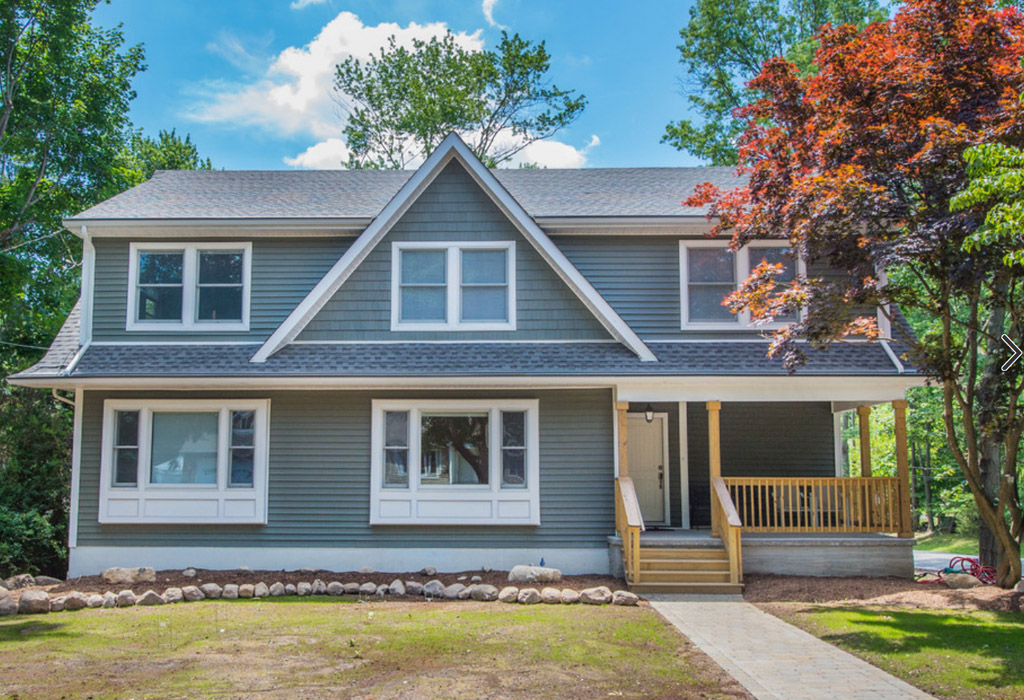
left=615, top=477, right=645, bottom=583
left=711, top=476, right=743, bottom=584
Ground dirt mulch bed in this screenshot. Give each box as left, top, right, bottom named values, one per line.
left=743, top=573, right=1024, bottom=612
left=31, top=568, right=624, bottom=599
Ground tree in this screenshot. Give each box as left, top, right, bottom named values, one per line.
left=334, top=31, right=585, bottom=169
left=686, top=0, right=1024, bottom=586
left=113, top=128, right=213, bottom=190
left=663, top=0, right=884, bottom=165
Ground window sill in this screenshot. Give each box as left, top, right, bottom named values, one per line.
left=126, top=321, right=250, bottom=332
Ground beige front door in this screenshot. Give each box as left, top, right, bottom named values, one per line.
left=627, top=413, right=669, bottom=526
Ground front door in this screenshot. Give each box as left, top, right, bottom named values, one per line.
left=627, top=413, right=669, bottom=526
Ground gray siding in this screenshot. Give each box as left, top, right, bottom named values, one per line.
left=77, top=388, right=614, bottom=549
left=687, top=402, right=835, bottom=527
left=299, top=161, right=610, bottom=341
left=92, top=237, right=351, bottom=342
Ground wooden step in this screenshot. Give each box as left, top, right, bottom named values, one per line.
left=633, top=570, right=731, bottom=583
left=638, top=547, right=727, bottom=560
left=640, top=558, right=731, bottom=572
left=629, top=581, right=744, bottom=595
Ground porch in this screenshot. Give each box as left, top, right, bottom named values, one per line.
left=613, top=398, right=914, bottom=592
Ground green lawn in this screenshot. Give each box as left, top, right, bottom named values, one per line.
left=0, top=598, right=742, bottom=700
left=914, top=532, right=978, bottom=554
left=774, top=606, right=1024, bottom=700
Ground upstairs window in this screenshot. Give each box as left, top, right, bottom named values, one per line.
left=128, top=242, right=251, bottom=331
left=391, top=242, right=515, bottom=331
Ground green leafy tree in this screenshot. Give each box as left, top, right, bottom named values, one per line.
left=112, top=128, right=213, bottom=190
left=335, top=31, right=585, bottom=169
left=663, top=0, right=885, bottom=165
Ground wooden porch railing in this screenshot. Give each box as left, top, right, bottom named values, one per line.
left=722, top=477, right=906, bottom=534
left=615, top=477, right=645, bottom=583
left=711, top=477, right=743, bottom=584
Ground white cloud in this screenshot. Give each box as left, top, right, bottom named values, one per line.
left=508, top=134, right=600, bottom=169
left=482, top=0, right=506, bottom=29
left=188, top=12, right=484, bottom=159
left=205, top=31, right=273, bottom=75
left=284, top=137, right=351, bottom=169
left=290, top=0, right=328, bottom=9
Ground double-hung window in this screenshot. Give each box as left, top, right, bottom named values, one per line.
left=679, top=240, right=803, bottom=329
left=370, top=400, right=539, bottom=525
left=99, top=399, right=269, bottom=524
left=391, top=242, right=515, bottom=331
left=128, top=242, right=251, bottom=331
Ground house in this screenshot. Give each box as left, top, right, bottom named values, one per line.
left=10, top=133, right=922, bottom=592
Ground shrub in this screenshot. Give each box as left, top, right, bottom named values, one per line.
left=0, top=507, right=65, bottom=578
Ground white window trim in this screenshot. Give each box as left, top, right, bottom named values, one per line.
left=389, top=241, right=516, bottom=332
left=679, top=239, right=806, bottom=330
left=126, top=241, right=252, bottom=332
left=370, top=399, right=540, bottom=525
left=99, top=399, right=270, bottom=524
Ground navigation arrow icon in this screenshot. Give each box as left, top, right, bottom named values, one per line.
left=1003, top=334, right=1023, bottom=372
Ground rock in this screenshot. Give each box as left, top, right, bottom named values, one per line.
left=182, top=568, right=197, bottom=578
left=359, top=566, right=374, bottom=574
left=253, top=582, right=269, bottom=599
left=269, top=582, right=286, bottom=597
left=136, top=590, right=166, bottom=606
left=182, top=586, right=205, bottom=602
left=457, top=575, right=467, bottom=581
left=4, top=574, right=35, bottom=589
left=580, top=586, right=612, bottom=605
left=498, top=586, right=519, bottom=603
left=102, top=567, right=155, bottom=585
left=944, top=573, right=984, bottom=589
left=420, top=566, right=437, bottom=576
left=34, top=576, right=62, bottom=586
left=300, top=566, right=318, bottom=574
left=200, top=583, right=223, bottom=599
left=612, top=590, right=639, bottom=606
left=1015, top=580, right=1024, bottom=593
left=164, top=587, right=184, bottom=603
left=457, top=587, right=473, bottom=600
left=560, top=589, right=580, bottom=604
left=238, top=584, right=255, bottom=599
left=237, top=566, right=252, bottom=573
left=540, top=587, right=561, bottom=604
left=222, top=584, right=239, bottom=599
left=343, top=582, right=360, bottom=595
left=116, top=590, right=136, bottom=607
left=102, top=592, right=117, bottom=608
left=517, top=588, right=542, bottom=604
left=50, top=596, right=66, bottom=612
left=483, top=566, right=493, bottom=573
left=422, top=580, right=444, bottom=598
left=64, top=592, right=89, bottom=611
left=507, top=565, right=561, bottom=584
left=405, top=581, right=423, bottom=596
left=389, top=579, right=406, bottom=596
left=376, top=585, right=389, bottom=597
left=327, top=581, right=344, bottom=596
left=86, top=594, right=104, bottom=609
left=359, top=582, right=377, bottom=595
left=470, top=584, right=499, bottom=602
left=470, top=575, right=482, bottom=583
left=285, top=584, right=297, bottom=595
left=0, top=593, right=15, bottom=616
left=311, top=579, right=327, bottom=595
left=442, top=583, right=466, bottom=600
left=297, top=582, right=312, bottom=596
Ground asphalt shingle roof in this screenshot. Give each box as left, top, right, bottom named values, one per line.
left=13, top=301, right=81, bottom=377
left=69, top=166, right=742, bottom=221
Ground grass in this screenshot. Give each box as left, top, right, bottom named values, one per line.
left=0, top=597, right=740, bottom=700
left=914, top=532, right=978, bottom=555
left=773, top=605, right=1024, bottom=700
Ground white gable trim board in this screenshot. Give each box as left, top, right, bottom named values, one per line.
left=251, top=133, right=656, bottom=364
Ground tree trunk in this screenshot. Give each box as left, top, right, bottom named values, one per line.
left=923, top=441, right=935, bottom=532
left=978, top=438, right=1002, bottom=567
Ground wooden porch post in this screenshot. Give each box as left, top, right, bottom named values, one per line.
left=707, top=401, right=722, bottom=536
left=857, top=405, right=872, bottom=477
left=616, top=402, right=630, bottom=478
left=893, top=399, right=913, bottom=537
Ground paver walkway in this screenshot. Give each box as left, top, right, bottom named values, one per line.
left=649, top=594, right=936, bottom=700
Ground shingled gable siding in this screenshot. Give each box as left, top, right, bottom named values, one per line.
left=297, top=161, right=611, bottom=341
left=687, top=401, right=836, bottom=528
left=91, top=237, right=352, bottom=342
left=76, top=388, right=614, bottom=549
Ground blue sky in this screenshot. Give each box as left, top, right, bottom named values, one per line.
left=94, top=0, right=702, bottom=170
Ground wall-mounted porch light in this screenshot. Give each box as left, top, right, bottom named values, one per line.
left=644, top=403, right=655, bottom=423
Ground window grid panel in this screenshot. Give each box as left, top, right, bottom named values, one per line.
left=228, top=410, right=255, bottom=487
left=501, top=411, right=527, bottom=488
left=419, top=413, right=490, bottom=487
left=113, top=410, right=141, bottom=486
left=383, top=411, right=410, bottom=488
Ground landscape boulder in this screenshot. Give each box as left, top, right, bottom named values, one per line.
left=200, top=583, right=223, bottom=599
left=116, top=590, right=136, bottom=607
left=405, top=581, right=423, bottom=596
left=508, top=565, right=561, bottom=584
left=103, top=592, right=117, bottom=608
left=136, top=590, right=165, bottom=606
left=540, top=587, right=561, bottom=604
left=327, top=582, right=345, bottom=596
left=498, top=586, right=519, bottom=603
left=420, top=566, right=437, bottom=576
left=182, top=568, right=197, bottom=578
left=517, top=588, right=542, bottom=604
left=50, top=596, right=66, bottom=612
left=359, top=566, right=374, bottom=574
left=285, top=584, right=297, bottom=595
left=18, top=590, right=51, bottom=614
left=164, top=587, right=184, bottom=603
left=0, top=589, right=16, bottom=616
left=422, top=580, right=444, bottom=598
left=470, top=584, right=499, bottom=602
left=943, top=573, right=984, bottom=589
left=4, top=574, right=35, bottom=589
left=580, top=586, right=613, bottom=605
left=376, top=585, right=390, bottom=597
left=102, top=567, right=155, bottom=585
left=442, top=583, right=466, bottom=600
left=560, top=589, right=580, bottom=604
left=269, top=582, right=286, bottom=596
left=86, top=594, right=104, bottom=609
left=312, top=579, right=327, bottom=595
left=343, top=582, right=360, bottom=594
left=238, top=584, right=255, bottom=599
left=222, top=584, right=240, bottom=599
left=1015, top=579, right=1024, bottom=593
left=64, top=592, right=89, bottom=611
left=471, top=575, right=482, bottom=583
left=359, top=582, right=377, bottom=595
left=34, top=576, right=62, bottom=586
left=389, top=579, right=406, bottom=596
left=297, top=582, right=312, bottom=596
left=612, top=590, right=639, bottom=606
left=182, top=586, right=205, bottom=602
